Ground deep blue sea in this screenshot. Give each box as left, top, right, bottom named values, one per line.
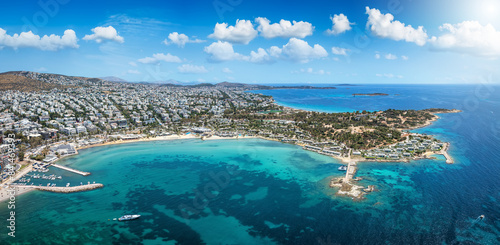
left=1, top=84, right=500, bottom=244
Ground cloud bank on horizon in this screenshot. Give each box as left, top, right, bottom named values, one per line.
left=0, top=0, right=499, bottom=84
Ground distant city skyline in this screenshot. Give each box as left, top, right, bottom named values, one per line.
left=1, top=0, right=499, bottom=84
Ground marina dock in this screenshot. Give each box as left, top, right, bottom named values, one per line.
left=51, top=164, right=91, bottom=176
left=21, top=183, right=103, bottom=193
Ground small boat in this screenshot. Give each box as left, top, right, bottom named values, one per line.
left=338, top=165, right=348, bottom=171
left=118, top=215, right=141, bottom=221
left=473, top=215, right=485, bottom=223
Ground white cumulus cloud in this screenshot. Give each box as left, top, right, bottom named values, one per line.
left=326, top=14, right=353, bottom=35
left=385, top=53, right=397, bottom=60
left=268, top=46, right=282, bottom=57
left=255, top=17, right=313, bottom=39
left=177, top=64, right=208, bottom=74
left=280, top=38, right=328, bottom=63
left=428, top=21, right=500, bottom=57
left=204, top=41, right=246, bottom=61
left=375, top=53, right=381, bottom=59
left=138, top=53, right=182, bottom=64
left=331, top=46, right=350, bottom=56
left=0, top=28, right=78, bottom=51
left=83, top=26, right=124, bottom=43
left=204, top=41, right=272, bottom=63
left=365, top=7, right=427, bottom=46
left=205, top=38, right=327, bottom=63
left=222, top=67, right=233, bottom=73
left=163, top=32, right=205, bottom=47
left=208, top=20, right=258, bottom=44
left=401, top=55, right=409, bottom=60
left=293, top=68, right=330, bottom=75
left=249, top=48, right=274, bottom=63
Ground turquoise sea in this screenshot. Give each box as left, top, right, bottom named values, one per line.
left=2, top=84, right=500, bottom=244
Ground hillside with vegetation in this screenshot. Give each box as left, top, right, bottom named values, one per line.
left=0, top=72, right=66, bottom=92
left=225, top=107, right=450, bottom=150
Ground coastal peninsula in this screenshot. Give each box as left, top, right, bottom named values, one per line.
left=0, top=71, right=460, bottom=202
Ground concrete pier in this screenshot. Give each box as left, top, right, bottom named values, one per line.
left=440, top=143, right=454, bottom=164
left=344, top=161, right=357, bottom=183
left=52, top=164, right=90, bottom=176
left=22, top=183, right=103, bottom=193
left=443, top=151, right=454, bottom=164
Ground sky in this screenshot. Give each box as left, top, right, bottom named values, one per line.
left=0, top=0, right=499, bottom=84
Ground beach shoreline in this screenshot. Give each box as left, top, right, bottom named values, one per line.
left=75, top=134, right=258, bottom=151
left=0, top=108, right=457, bottom=203
left=0, top=134, right=259, bottom=203
left=0, top=164, right=36, bottom=203
left=0, top=186, right=36, bottom=203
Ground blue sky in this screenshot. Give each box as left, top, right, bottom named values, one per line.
left=0, top=0, right=499, bottom=84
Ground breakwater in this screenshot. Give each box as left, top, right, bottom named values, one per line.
left=21, top=183, right=103, bottom=193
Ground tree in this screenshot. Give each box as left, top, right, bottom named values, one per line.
left=18, top=151, right=25, bottom=161
left=29, top=137, right=43, bottom=147
left=41, top=146, right=50, bottom=156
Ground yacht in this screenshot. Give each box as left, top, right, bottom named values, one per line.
left=338, top=165, right=348, bottom=171
left=118, top=215, right=141, bottom=221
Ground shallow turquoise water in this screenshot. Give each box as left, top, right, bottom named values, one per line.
left=1, top=84, right=500, bottom=244
left=1, top=139, right=346, bottom=244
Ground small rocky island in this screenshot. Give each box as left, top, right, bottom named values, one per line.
left=353, top=93, right=389, bottom=96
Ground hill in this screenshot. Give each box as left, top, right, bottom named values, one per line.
left=0, top=71, right=338, bottom=92
left=100, top=76, right=128, bottom=82
left=0, top=72, right=67, bottom=92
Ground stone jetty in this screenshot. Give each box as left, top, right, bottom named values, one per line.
left=329, top=160, right=367, bottom=200
left=23, top=183, right=103, bottom=193
left=442, top=143, right=454, bottom=164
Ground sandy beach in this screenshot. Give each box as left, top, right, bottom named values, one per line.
left=0, top=186, right=36, bottom=203
left=76, top=134, right=198, bottom=150
left=0, top=164, right=36, bottom=203
left=76, top=134, right=258, bottom=151
left=0, top=134, right=259, bottom=203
